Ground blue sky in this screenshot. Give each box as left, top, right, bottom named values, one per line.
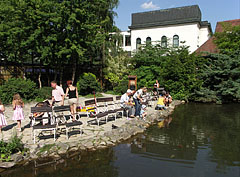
left=114, top=0, right=240, bottom=32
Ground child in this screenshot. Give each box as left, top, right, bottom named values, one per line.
left=12, top=94, right=24, bottom=132
left=0, top=99, right=7, bottom=133
left=155, top=95, right=166, bottom=110
left=140, top=105, right=147, bottom=119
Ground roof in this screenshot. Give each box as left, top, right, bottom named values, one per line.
left=215, top=19, right=240, bottom=33
left=129, top=5, right=206, bottom=29
left=195, top=19, right=240, bottom=54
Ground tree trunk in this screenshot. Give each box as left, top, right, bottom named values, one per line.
left=38, top=72, right=42, bottom=88
left=72, top=58, right=76, bottom=83
left=47, top=67, right=50, bottom=86
left=54, top=67, right=57, bottom=81
left=60, top=67, right=63, bottom=87
left=100, top=42, right=105, bottom=88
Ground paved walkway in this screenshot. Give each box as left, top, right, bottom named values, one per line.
left=1, top=93, right=149, bottom=146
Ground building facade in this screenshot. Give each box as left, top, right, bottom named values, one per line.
left=120, top=5, right=212, bottom=54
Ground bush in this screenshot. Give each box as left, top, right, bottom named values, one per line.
left=77, top=73, right=101, bottom=95
left=113, top=76, right=129, bottom=95
left=0, top=135, right=24, bottom=162
left=0, top=78, right=37, bottom=104
left=35, top=87, right=52, bottom=102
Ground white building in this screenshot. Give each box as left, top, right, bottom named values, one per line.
left=119, top=5, right=212, bottom=54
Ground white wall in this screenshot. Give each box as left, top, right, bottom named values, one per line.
left=198, top=26, right=211, bottom=47
left=130, top=23, right=210, bottom=53
left=120, top=31, right=132, bottom=52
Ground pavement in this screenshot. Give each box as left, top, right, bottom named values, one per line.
left=1, top=93, right=139, bottom=145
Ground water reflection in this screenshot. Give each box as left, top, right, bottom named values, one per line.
left=130, top=103, right=240, bottom=176
left=1, top=103, right=240, bottom=177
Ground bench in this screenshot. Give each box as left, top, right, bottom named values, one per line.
left=53, top=105, right=83, bottom=139
left=31, top=106, right=56, bottom=144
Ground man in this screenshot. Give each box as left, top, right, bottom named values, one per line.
left=120, top=89, right=135, bottom=118
left=133, top=87, right=147, bottom=118
left=51, top=81, right=64, bottom=106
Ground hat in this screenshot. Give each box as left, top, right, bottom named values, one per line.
left=142, top=105, right=147, bottom=109
left=127, top=89, right=132, bottom=93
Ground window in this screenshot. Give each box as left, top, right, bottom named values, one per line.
left=125, top=35, right=131, bottom=46
left=136, top=38, right=141, bottom=49
left=173, top=35, right=179, bottom=47
left=161, top=36, right=167, bottom=47
left=146, top=37, right=151, bottom=45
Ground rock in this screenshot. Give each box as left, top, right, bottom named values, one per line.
left=11, top=153, right=24, bottom=163
left=57, top=143, right=69, bottom=155
left=84, top=141, right=94, bottom=149
left=0, top=162, right=16, bottom=168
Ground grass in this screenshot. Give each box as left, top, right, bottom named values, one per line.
left=104, top=90, right=119, bottom=95
left=80, top=93, right=104, bottom=98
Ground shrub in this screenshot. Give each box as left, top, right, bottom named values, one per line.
left=113, top=76, right=129, bottom=95
left=0, top=78, right=37, bottom=104
left=77, top=73, right=101, bottom=95
left=35, top=87, right=52, bottom=102
left=0, top=135, right=24, bottom=161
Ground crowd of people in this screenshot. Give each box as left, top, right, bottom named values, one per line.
left=120, top=80, right=172, bottom=120
left=0, top=79, right=173, bottom=133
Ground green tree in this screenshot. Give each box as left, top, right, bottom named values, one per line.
left=193, top=51, right=240, bottom=103
left=0, top=0, right=119, bottom=86
left=214, top=23, right=240, bottom=55
left=131, top=43, right=203, bottom=100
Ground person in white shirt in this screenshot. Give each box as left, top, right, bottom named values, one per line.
left=51, top=81, right=64, bottom=106
left=133, top=87, right=147, bottom=117
left=120, top=89, right=135, bottom=117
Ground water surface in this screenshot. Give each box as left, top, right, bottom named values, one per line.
left=2, top=103, right=240, bottom=177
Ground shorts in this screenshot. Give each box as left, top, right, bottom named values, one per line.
left=68, top=98, right=78, bottom=105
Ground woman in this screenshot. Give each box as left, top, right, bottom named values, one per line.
left=65, top=80, right=79, bottom=121
left=155, top=80, right=159, bottom=88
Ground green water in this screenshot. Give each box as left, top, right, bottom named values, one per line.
left=2, top=103, right=240, bottom=177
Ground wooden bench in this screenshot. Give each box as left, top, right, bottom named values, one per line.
left=31, top=106, right=56, bottom=144
left=53, top=106, right=83, bottom=139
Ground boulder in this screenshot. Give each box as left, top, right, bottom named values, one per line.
left=0, top=162, right=16, bottom=168
left=11, top=153, right=24, bottom=163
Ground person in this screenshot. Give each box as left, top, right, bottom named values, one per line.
left=65, top=80, right=79, bottom=121
left=120, top=89, right=135, bottom=118
left=155, top=80, right=160, bottom=88
left=51, top=81, right=64, bottom=106
left=140, top=104, right=147, bottom=119
left=133, top=87, right=147, bottom=117
left=12, top=94, right=24, bottom=132
left=165, top=92, right=172, bottom=106
left=155, top=94, right=166, bottom=110
left=0, top=99, right=7, bottom=134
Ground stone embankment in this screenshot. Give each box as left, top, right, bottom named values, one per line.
left=0, top=100, right=184, bottom=172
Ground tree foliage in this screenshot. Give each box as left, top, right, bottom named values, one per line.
left=76, top=73, right=101, bottom=95
left=131, top=44, right=203, bottom=100
left=214, top=23, right=240, bottom=55
left=0, top=0, right=119, bottom=84
left=0, top=78, right=37, bottom=104
left=192, top=24, right=240, bottom=103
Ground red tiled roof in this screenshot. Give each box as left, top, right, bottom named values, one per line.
left=195, top=19, right=240, bottom=54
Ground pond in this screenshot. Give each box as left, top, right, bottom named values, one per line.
left=2, top=103, right=240, bottom=177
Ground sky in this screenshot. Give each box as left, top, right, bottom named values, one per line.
left=114, top=0, right=240, bottom=32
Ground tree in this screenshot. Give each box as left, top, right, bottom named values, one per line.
left=214, top=23, right=240, bottom=55
left=131, top=43, right=203, bottom=100
left=192, top=24, right=240, bottom=103
left=0, top=0, right=119, bottom=86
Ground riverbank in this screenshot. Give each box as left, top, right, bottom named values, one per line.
left=0, top=98, right=184, bottom=172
